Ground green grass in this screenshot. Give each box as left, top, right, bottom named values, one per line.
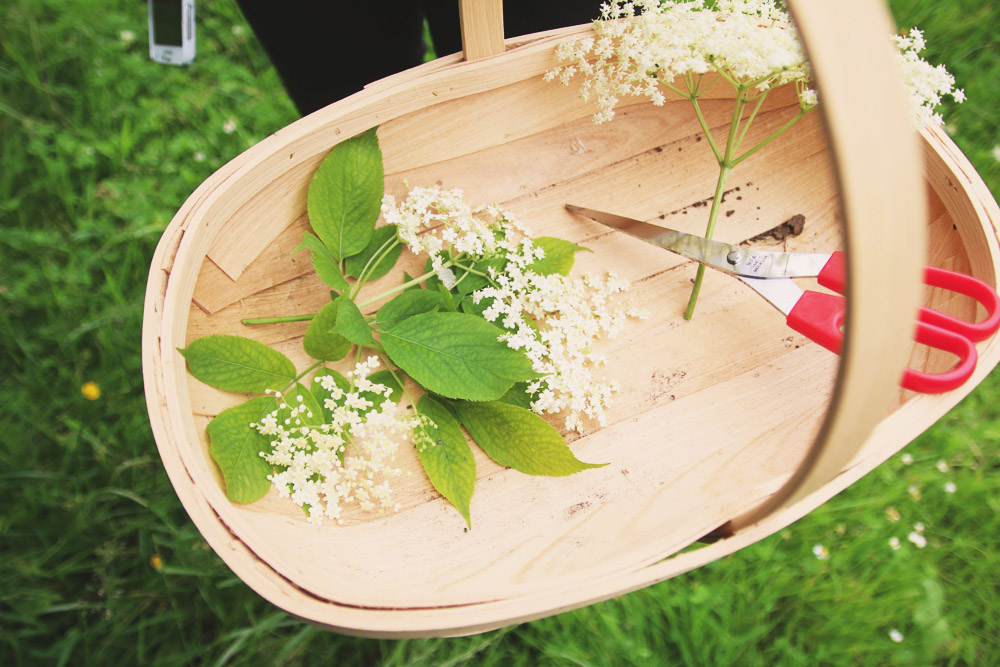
left=2, top=0, right=999, bottom=664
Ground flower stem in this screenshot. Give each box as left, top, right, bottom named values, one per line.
left=278, top=360, right=324, bottom=396
left=349, top=236, right=401, bottom=300
left=683, top=162, right=732, bottom=320
left=357, top=267, right=441, bottom=308
left=732, top=109, right=806, bottom=167
left=684, top=87, right=747, bottom=320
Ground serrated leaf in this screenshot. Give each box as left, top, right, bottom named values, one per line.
left=497, top=382, right=534, bottom=410
left=456, top=401, right=606, bottom=476
left=344, top=224, right=402, bottom=281
left=332, top=297, right=373, bottom=346
left=376, top=290, right=446, bottom=331
left=304, top=297, right=353, bottom=361
left=381, top=312, right=539, bottom=401
left=307, top=127, right=383, bottom=261
left=416, top=396, right=476, bottom=527
left=527, top=236, right=590, bottom=276
left=206, top=396, right=279, bottom=503
left=294, top=231, right=350, bottom=290
left=180, top=335, right=296, bottom=393
left=310, top=368, right=350, bottom=422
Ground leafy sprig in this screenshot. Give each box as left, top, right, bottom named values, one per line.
left=180, top=127, right=622, bottom=527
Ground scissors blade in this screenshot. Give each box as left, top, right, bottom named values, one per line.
left=566, top=204, right=831, bottom=279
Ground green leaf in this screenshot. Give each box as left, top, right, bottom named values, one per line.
left=456, top=401, right=606, bottom=476
left=180, top=335, right=296, bottom=393
left=306, top=127, right=383, bottom=261
left=303, top=298, right=352, bottom=361
left=455, top=257, right=504, bottom=296
left=310, top=369, right=350, bottom=422
left=416, top=396, right=476, bottom=527
left=376, top=290, right=446, bottom=331
left=332, top=297, right=373, bottom=346
left=358, top=370, right=405, bottom=410
left=527, top=236, right=590, bottom=276
left=206, top=396, right=278, bottom=503
left=294, top=231, right=349, bottom=290
left=498, top=382, right=534, bottom=410
left=344, top=224, right=401, bottom=281
left=381, top=312, right=539, bottom=401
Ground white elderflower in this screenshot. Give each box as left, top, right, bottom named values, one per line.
left=390, top=184, right=646, bottom=433
left=380, top=185, right=520, bottom=264
left=473, top=241, right=647, bottom=432
left=549, top=0, right=815, bottom=124
left=892, top=28, right=965, bottom=128
left=254, top=357, right=417, bottom=524
left=550, top=1, right=961, bottom=130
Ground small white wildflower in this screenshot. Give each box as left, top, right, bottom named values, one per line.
left=908, top=484, right=922, bottom=501
left=223, top=118, right=237, bottom=134
left=194, top=151, right=207, bottom=163
left=889, top=629, right=904, bottom=643
left=936, top=459, right=949, bottom=473
left=944, top=481, right=957, bottom=494
left=991, top=145, right=1000, bottom=163
left=889, top=536, right=901, bottom=551
left=913, top=522, right=925, bottom=534
left=908, top=531, right=927, bottom=548
left=812, top=544, right=830, bottom=560
left=885, top=506, right=901, bottom=522
left=900, top=453, right=914, bottom=465
left=119, top=30, right=136, bottom=44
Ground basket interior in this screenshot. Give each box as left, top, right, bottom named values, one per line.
left=175, top=71, right=979, bottom=610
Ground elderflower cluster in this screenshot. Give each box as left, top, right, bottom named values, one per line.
left=546, top=0, right=814, bottom=123
left=548, top=0, right=962, bottom=129
left=381, top=185, right=529, bottom=271
left=475, top=261, right=647, bottom=432
left=254, top=357, right=416, bottom=525
left=385, top=184, right=647, bottom=432
left=892, top=28, right=965, bottom=128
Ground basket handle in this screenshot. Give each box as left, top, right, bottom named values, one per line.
left=459, top=0, right=505, bottom=60
left=728, top=0, right=927, bottom=530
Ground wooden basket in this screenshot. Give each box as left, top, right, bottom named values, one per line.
left=142, top=0, right=1000, bottom=637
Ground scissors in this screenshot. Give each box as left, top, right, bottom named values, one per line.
left=566, top=204, right=1000, bottom=394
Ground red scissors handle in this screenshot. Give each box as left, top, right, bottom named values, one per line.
left=786, top=250, right=1000, bottom=394
left=786, top=291, right=978, bottom=393
left=817, top=251, right=1000, bottom=341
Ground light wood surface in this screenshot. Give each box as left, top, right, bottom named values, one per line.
left=460, top=0, right=506, bottom=61
left=142, top=2, right=1000, bottom=637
